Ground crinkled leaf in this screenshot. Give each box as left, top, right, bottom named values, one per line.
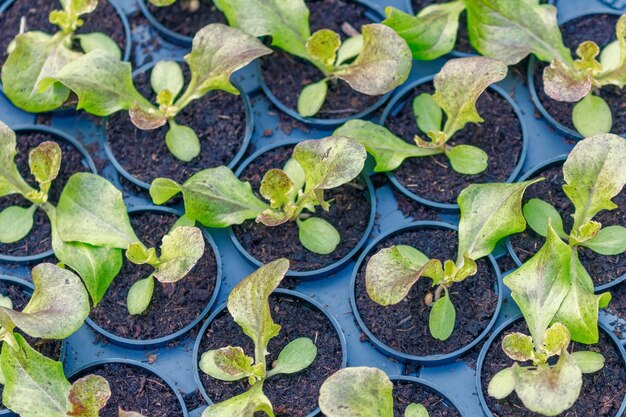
left=336, top=35, right=363, bottom=65
left=502, top=332, right=534, bottom=362
left=182, top=24, right=272, bottom=99
left=523, top=198, right=568, bottom=239
left=445, top=144, right=488, bottom=175
left=404, top=403, right=429, bottom=417
left=153, top=226, right=205, bottom=283
left=200, top=346, right=258, bottom=382
left=543, top=59, right=592, bottom=102
left=306, top=29, right=340, bottom=69
left=63, top=0, right=98, bottom=16
left=488, top=367, right=515, bottom=400
left=562, top=134, right=626, bottom=230
left=127, top=276, right=154, bottom=316
left=580, top=225, right=626, bottom=255
left=457, top=180, right=541, bottom=262
left=57, top=173, right=138, bottom=249
left=429, top=290, right=455, bottom=341
left=319, top=367, right=393, bottom=417
left=572, top=94, right=612, bottom=137
left=366, top=245, right=442, bottom=306
left=76, top=33, right=121, bottom=60
left=151, top=60, right=184, bottom=97
left=28, top=142, right=62, bottom=191
left=128, top=104, right=167, bottom=130
left=227, top=259, right=288, bottom=357
left=433, top=57, right=507, bottom=138
left=165, top=122, right=201, bottom=162
left=413, top=93, right=442, bottom=135
left=0, top=205, right=36, bottom=244
left=268, top=337, right=317, bottom=376
left=297, top=217, right=340, bottom=255
left=571, top=351, right=605, bottom=374
left=463, top=0, right=571, bottom=65
left=334, top=24, right=412, bottom=95
left=68, top=375, right=111, bottom=417
left=297, top=79, right=328, bottom=118
left=260, top=169, right=294, bottom=209
left=542, top=323, right=571, bottom=357
left=1, top=333, right=71, bottom=417
left=573, top=41, right=602, bottom=73
left=256, top=208, right=291, bottom=227
left=334, top=120, right=443, bottom=172
left=383, top=2, right=464, bottom=61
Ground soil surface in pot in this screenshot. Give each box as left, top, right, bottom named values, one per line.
left=0, top=0, right=126, bottom=69
left=260, top=0, right=382, bottom=120
left=199, top=293, right=343, bottom=417
left=481, top=320, right=626, bottom=417
left=90, top=211, right=217, bottom=340
left=410, top=0, right=474, bottom=54
left=232, top=145, right=372, bottom=272
left=393, top=380, right=461, bottom=417
left=147, top=0, right=226, bottom=38
left=107, top=64, right=247, bottom=185
left=355, top=227, right=499, bottom=356
left=605, top=282, right=626, bottom=339
left=72, top=363, right=184, bottom=417
left=533, top=14, right=626, bottom=134
left=0, top=280, right=63, bottom=409
left=509, top=164, right=626, bottom=287
left=386, top=82, right=523, bottom=205
left=0, top=131, right=91, bottom=259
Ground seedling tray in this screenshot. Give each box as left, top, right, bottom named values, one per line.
left=0, top=0, right=625, bottom=416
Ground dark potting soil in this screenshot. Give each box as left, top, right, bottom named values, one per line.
left=0, top=131, right=91, bottom=258
left=147, top=0, right=227, bottom=38
left=355, top=227, right=499, bottom=356
left=107, top=64, right=247, bottom=185
left=533, top=14, right=626, bottom=134
left=410, top=0, right=474, bottom=54
left=386, top=82, right=523, bottom=205
left=72, top=363, right=184, bottom=417
left=0, top=281, right=63, bottom=409
left=199, top=294, right=343, bottom=417
left=0, top=0, right=126, bottom=69
left=481, top=320, right=626, bottom=417
left=231, top=145, right=372, bottom=272
left=606, top=282, right=626, bottom=339
left=393, top=380, right=461, bottom=417
left=89, top=211, right=218, bottom=340
left=260, top=0, right=382, bottom=120
left=509, top=164, right=626, bottom=287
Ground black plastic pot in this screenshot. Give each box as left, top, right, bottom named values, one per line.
left=350, top=221, right=503, bottom=365
left=230, top=139, right=377, bottom=279
left=0, top=125, right=98, bottom=264
left=85, top=205, right=222, bottom=349
left=192, top=288, right=348, bottom=417
left=103, top=58, right=253, bottom=190
left=476, top=314, right=626, bottom=417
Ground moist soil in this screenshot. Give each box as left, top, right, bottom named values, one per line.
left=606, top=282, right=626, bottom=339
left=71, top=363, right=184, bottom=417
left=410, top=0, right=474, bottom=54
left=107, top=64, right=247, bottom=185
left=0, top=131, right=91, bottom=259
left=147, top=0, right=227, bottom=38
left=355, top=227, right=499, bottom=356
left=0, top=0, right=126, bottom=69
left=481, top=320, right=626, bottom=417
left=533, top=14, right=626, bottom=134
left=199, top=293, right=343, bottom=417
left=231, top=145, right=372, bottom=272
left=393, top=380, right=461, bottom=417
left=509, top=164, right=626, bottom=287
left=260, top=0, right=382, bottom=120
left=90, top=211, right=217, bottom=340
left=386, top=82, right=523, bottom=205
left=0, top=281, right=62, bottom=409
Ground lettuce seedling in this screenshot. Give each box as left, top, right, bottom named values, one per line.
left=319, top=367, right=429, bottom=417
left=199, top=258, right=318, bottom=417
left=335, top=56, right=507, bottom=176
left=365, top=180, right=540, bottom=340
left=1, top=0, right=121, bottom=113
left=39, top=24, right=272, bottom=162
left=150, top=136, right=367, bottom=255
left=522, top=134, right=626, bottom=261
left=212, top=0, right=412, bottom=117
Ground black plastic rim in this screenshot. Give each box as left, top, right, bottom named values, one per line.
left=390, top=375, right=467, bottom=416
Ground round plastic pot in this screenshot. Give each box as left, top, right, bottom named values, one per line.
left=137, top=0, right=205, bottom=46
left=476, top=314, right=626, bottom=417
left=527, top=9, right=625, bottom=140
left=256, top=0, right=392, bottom=128
left=350, top=220, right=504, bottom=366
left=380, top=74, right=528, bottom=212
left=229, top=139, right=377, bottom=279
left=103, top=58, right=253, bottom=190
left=390, top=375, right=466, bottom=416
left=0, top=125, right=98, bottom=264
left=85, top=205, right=222, bottom=349
left=192, top=288, right=348, bottom=417
left=69, top=358, right=189, bottom=417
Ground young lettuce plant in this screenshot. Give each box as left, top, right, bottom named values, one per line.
left=212, top=0, right=412, bottom=117
left=365, top=180, right=540, bottom=341
left=335, top=56, right=507, bottom=176
left=522, top=133, right=626, bottom=261
left=39, top=24, right=272, bottom=161
left=1, top=0, right=121, bottom=113
left=198, top=258, right=318, bottom=417
left=319, top=367, right=430, bottom=417
left=150, top=136, right=366, bottom=255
